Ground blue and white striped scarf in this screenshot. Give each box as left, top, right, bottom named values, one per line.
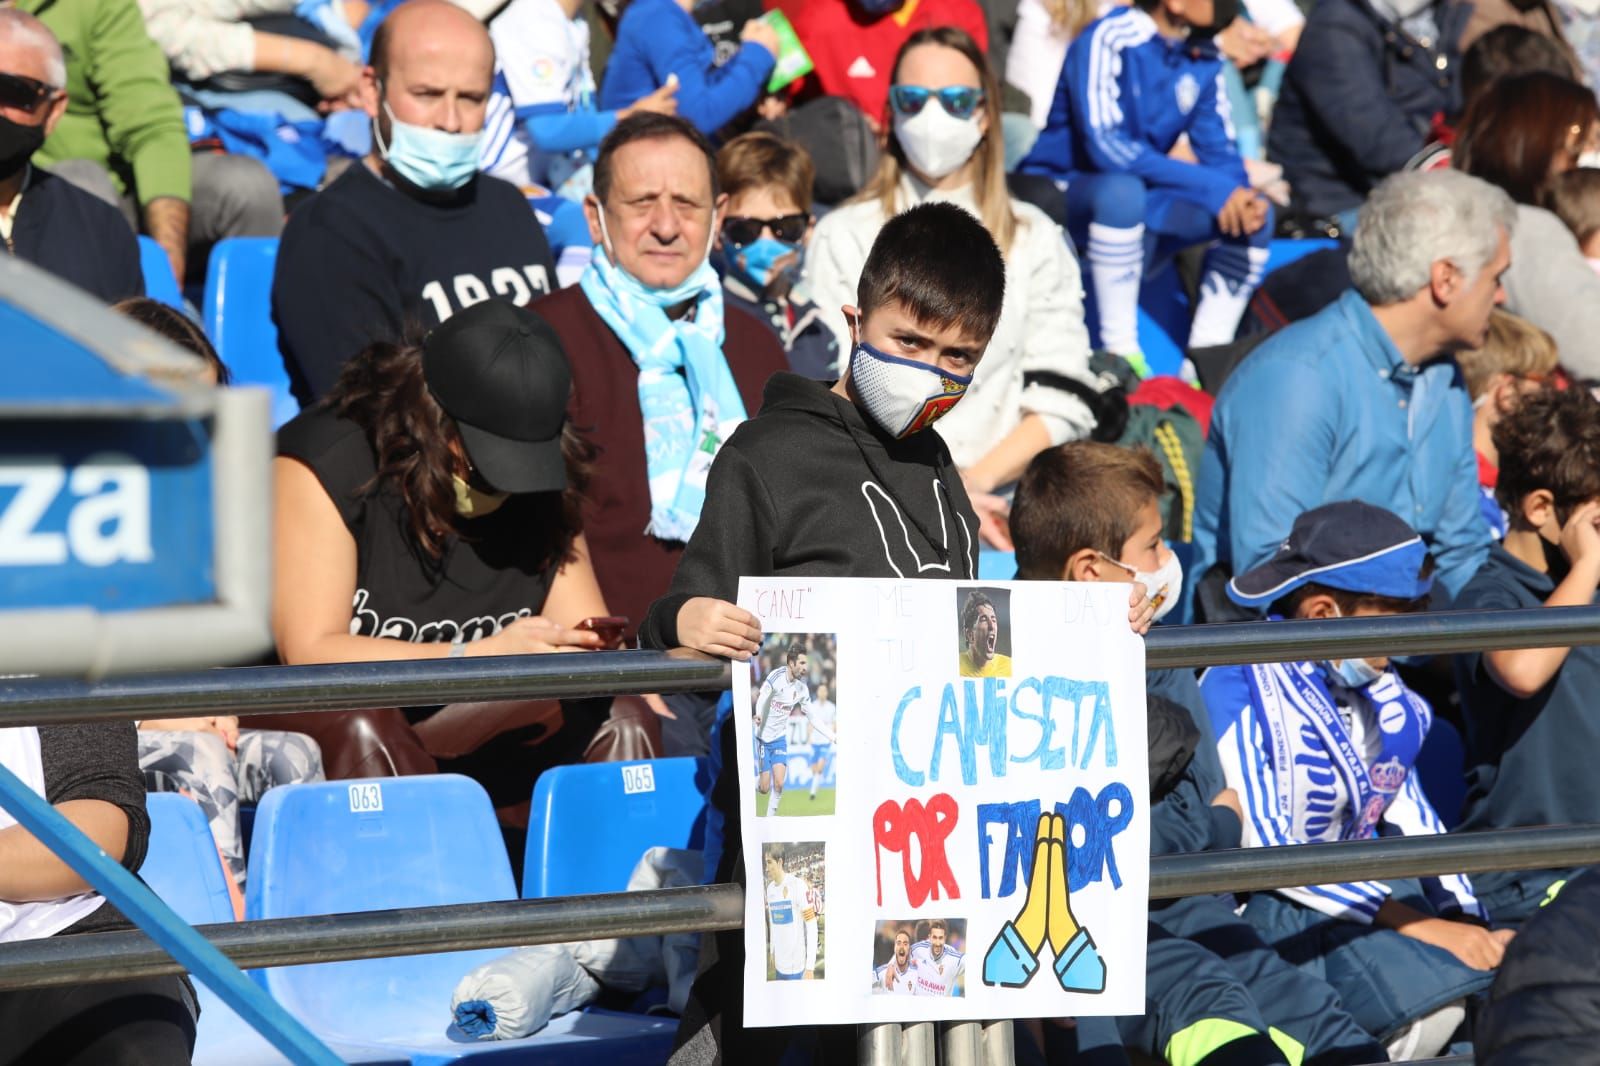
left=579, top=248, right=748, bottom=542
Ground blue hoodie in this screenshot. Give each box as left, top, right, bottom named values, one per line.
left=598, top=0, right=775, bottom=135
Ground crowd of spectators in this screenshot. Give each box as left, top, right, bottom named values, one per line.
left=10, top=0, right=1600, bottom=1058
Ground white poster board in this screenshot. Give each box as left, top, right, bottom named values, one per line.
left=735, top=577, right=1150, bottom=1026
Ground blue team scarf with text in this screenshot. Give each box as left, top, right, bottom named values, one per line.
left=1243, top=658, right=1430, bottom=840
left=579, top=248, right=747, bottom=542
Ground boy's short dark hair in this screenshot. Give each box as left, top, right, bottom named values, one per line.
left=1547, top=168, right=1600, bottom=246
left=857, top=202, right=1005, bottom=345
left=717, top=132, right=815, bottom=214
left=928, top=917, right=948, bottom=935
left=786, top=642, right=806, bottom=665
left=1012, top=442, right=1165, bottom=580
left=1461, top=25, right=1577, bottom=109
left=1494, top=387, right=1600, bottom=523
left=594, top=113, right=719, bottom=205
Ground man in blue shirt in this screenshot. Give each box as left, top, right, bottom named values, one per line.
left=1187, top=169, right=1514, bottom=621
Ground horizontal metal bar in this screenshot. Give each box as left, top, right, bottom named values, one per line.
left=1143, top=603, right=1600, bottom=670
left=0, top=884, right=744, bottom=991
left=1148, top=823, right=1600, bottom=899
left=3, top=826, right=1594, bottom=991
left=0, top=650, right=733, bottom=727
left=4, top=605, right=1600, bottom=726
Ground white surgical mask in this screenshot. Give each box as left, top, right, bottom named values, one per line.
left=1098, top=550, right=1183, bottom=622
left=1580, top=149, right=1600, bottom=169
left=848, top=339, right=971, bottom=438
left=893, top=105, right=984, bottom=182
left=374, top=98, right=483, bottom=191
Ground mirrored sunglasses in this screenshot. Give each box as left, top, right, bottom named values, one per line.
left=889, top=85, right=985, bottom=120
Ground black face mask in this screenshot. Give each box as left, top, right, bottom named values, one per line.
left=0, top=114, right=45, bottom=181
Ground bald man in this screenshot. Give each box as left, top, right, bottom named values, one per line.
left=0, top=10, right=142, bottom=301
left=271, top=0, right=557, bottom=405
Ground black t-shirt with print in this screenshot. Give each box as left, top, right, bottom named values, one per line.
left=278, top=407, right=560, bottom=644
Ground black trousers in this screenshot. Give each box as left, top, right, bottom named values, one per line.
left=0, top=974, right=197, bottom=1066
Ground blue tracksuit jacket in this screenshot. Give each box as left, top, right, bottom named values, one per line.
left=1020, top=6, right=1247, bottom=215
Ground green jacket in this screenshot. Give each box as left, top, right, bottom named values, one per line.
left=20, top=0, right=191, bottom=206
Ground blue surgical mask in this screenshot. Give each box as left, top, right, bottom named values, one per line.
left=1332, top=656, right=1384, bottom=688
left=374, top=99, right=482, bottom=192
left=1327, top=606, right=1384, bottom=688
left=734, top=236, right=801, bottom=291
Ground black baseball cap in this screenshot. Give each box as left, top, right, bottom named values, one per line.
left=422, top=301, right=571, bottom=495
left=1227, top=501, right=1434, bottom=608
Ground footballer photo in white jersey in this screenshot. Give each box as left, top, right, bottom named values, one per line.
left=749, top=633, right=839, bottom=817
left=871, top=918, right=967, bottom=996
left=763, top=841, right=826, bottom=981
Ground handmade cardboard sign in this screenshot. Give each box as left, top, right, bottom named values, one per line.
left=736, top=577, right=1150, bottom=1025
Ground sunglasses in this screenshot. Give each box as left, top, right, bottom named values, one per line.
left=0, top=72, right=57, bottom=112
left=722, top=213, right=809, bottom=247
left=889, top=85, right=985, bottom=120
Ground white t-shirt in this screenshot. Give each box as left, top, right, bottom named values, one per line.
left=809, top=698, right=837, bottom=743
left=480, top=0, right=596, bottom=186
left=874, top=959, right=915, bottom=994
left=908, top=940, right=964, bottom=996
left=765, top=872, right=818, bottom=976
left=755, top=666, right=811, bottom=744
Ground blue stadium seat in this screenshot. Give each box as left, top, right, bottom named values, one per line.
left=1416, top=716, right=1468, bottom=830
left=203, top=237, right=299, bottom=428
left=524, top=759, right=709, bottom=899
left=142, top=792, right=235, bottom=925
left=248, top=775, right=674, bottom=1063
left=142, top=793, right=407, bottom=1066
left=138, top=236, right=185, bottom=311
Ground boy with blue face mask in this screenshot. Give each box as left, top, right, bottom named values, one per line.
left=712, top=132, right=839, bottom=380
left=1200, top=500, right=1515, bottom=1059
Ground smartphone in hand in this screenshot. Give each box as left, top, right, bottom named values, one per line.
left=576, top=615, right=629, bottom=649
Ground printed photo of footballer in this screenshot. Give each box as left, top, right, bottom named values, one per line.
left=957, top=587, right=1012, bottom=679
left=749, top=634, right=838, bottom=817
left=764, top=841, right=826, bottom=982
left=870, top=918, right=967, bottom=996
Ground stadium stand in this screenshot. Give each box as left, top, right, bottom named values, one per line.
left=203, top=236, right=299, bottom=428
left=246, top=775, right=675, bottom=1061
left=523, top=758, right=711, bottom=900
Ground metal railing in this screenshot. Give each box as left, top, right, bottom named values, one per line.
left=4, top=605, right=1599, bottom=1064
left=0, top=823, right=1595, bottom=991
left=7, top=602, right=1600, bottom=726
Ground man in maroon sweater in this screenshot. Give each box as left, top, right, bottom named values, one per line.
left=533, top=114, right=786, bottom=653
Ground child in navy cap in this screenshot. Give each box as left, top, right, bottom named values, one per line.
left=1200, top=500, right=1513, bottom=1060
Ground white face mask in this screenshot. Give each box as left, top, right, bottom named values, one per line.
left=893, top=104, right=984, bottom=182
left=1579, top=149, right=1600, bottom=169
left=1098, top=550, right=1183, bottom=622
left=848, top=339, right=972, bottom=438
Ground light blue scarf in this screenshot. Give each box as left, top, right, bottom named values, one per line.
left=579, top=245, right=748, bottom=541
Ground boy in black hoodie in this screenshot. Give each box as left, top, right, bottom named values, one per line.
left=642, top=202, right=1152, bottom=1062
